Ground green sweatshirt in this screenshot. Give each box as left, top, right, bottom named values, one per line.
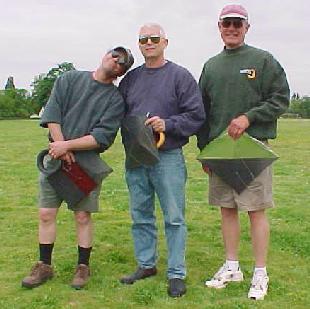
left=197, top=44, right=290, bottom=150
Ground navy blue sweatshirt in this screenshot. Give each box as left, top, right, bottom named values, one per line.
left=119, top=61, right=205, bottom=150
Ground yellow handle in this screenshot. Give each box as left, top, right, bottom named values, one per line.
left=156, top=132, right=165, bottom=148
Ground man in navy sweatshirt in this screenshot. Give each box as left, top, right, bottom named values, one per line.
left=119, top=23, right=205, bottom=297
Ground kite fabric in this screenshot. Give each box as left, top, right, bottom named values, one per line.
left=197, top=132, right=279, bottom=194
left=37, top=149, right=112, bottom=208
left=121, top=115, right=161, bottom=169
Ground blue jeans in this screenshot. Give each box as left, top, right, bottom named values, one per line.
left=125, top=148, right=187, bottom=279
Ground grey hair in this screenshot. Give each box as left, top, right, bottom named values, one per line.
left=139, top=23, right=167, bottom=38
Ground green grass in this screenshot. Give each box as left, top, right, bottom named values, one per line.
left=0, top=119, right=309, bottom=309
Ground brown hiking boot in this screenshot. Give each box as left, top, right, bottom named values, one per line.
left=22, top=261, right=54, bottom=288
left=71, top=264, right=90, bottom=289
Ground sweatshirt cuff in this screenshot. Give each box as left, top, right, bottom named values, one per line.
left=244, top=111, right=255, bottom=123
left=164, top=119, right=174, bottom=133
left=40, top=119, right=61, bottom=128
left=90, top=132, right=107, bottom=152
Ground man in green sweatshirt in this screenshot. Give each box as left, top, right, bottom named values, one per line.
left=197, top=4, right=289, bottom=301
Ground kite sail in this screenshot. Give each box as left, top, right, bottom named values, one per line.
left=197, top=132, right=279, bottom=194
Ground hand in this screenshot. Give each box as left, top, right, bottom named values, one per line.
left=48, top=141, right=69, bottom=159
left=59, top=151, right=75, bottom=164
left=201, top=163, right=211, bottom=175
left=227, top=115, right=250, bottom=140
left=145, top=116, right=165, bottom=132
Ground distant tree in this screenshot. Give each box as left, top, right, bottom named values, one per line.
left=31, top=62, right=75, bottom=111
left=5, top=76, right=15, bottom=90
left=291, top=92, right=297, bottom=100
left=289, top=96, right=310, bottom=118
left=0, top=88, right=33, bottom=118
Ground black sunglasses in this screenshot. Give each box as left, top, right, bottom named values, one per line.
left=139, top=35, right=161, bottom=45
left=221, top=18, right=244, bottom=29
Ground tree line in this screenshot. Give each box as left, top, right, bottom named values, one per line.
left=287, top=93, right=310, bottom=119
left=1, top=63, right=310, bottom=119
left=0, top=62, right=75, bottom=119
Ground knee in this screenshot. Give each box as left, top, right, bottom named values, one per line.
left=248, top=210, right=268, bottom=224
left=39, top=209, right=56, bottom=224
left=221, top=207, right=238, bottom=219
left=75, top=211, right=91, bottom=226
left=165, top=220, right=184, bottom=228
left=164, top=211, right=185, bottom=227
left=131, top=207, right=154, bottom=223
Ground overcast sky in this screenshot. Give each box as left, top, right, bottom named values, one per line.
left=1, top=0, right=309, bottom=96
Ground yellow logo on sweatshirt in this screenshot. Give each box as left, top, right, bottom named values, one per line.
left=240, top=69, right=256, bottom=79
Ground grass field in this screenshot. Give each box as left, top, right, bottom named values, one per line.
left=0, top=119, right=309, bottom=309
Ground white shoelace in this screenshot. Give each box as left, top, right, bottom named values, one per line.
left=213, top=264, right=229, bottom=280
left=251, top=273, right=267, bottom=290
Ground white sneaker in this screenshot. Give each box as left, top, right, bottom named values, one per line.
left=205, top=263, right=244, bottom=289
left=248, top=272, right=269, bottom=300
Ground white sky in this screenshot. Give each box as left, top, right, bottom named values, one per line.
left=1, top=0, right=309, bottom=96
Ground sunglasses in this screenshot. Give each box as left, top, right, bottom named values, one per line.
left=111, top=50, right=126, bottom=65
left=221, top=18, right=244, bottom=29
left=139, top=35, right=161, bottom=45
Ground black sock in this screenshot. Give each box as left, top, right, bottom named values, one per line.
left=78, top=246, right=92, bottom=265
left=39, top=243, right=54, bottom=265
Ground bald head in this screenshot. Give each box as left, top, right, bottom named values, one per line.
left=139, top=23, right=166, bottom=38
left=138, top=22, right=168, bottom=67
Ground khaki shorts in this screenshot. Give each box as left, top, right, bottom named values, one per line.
left=209, top=166, right=274, bottom=212
left=38, top=172, right=103, bottom=213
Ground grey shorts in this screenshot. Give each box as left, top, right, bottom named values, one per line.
left=38, top=172, right=103, bottom=213
left=209, top=165, right=274, bottom=212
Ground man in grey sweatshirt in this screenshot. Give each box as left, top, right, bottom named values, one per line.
left=22, top=47, right=134, bottom=290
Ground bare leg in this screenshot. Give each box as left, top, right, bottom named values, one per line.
left=74, top=211, right=93, bottom=248
left=221, top=207, right=240, bottom=260
left=39, top=208, right=58, bottom=243
left=248, top=210, right=270, bottom=267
